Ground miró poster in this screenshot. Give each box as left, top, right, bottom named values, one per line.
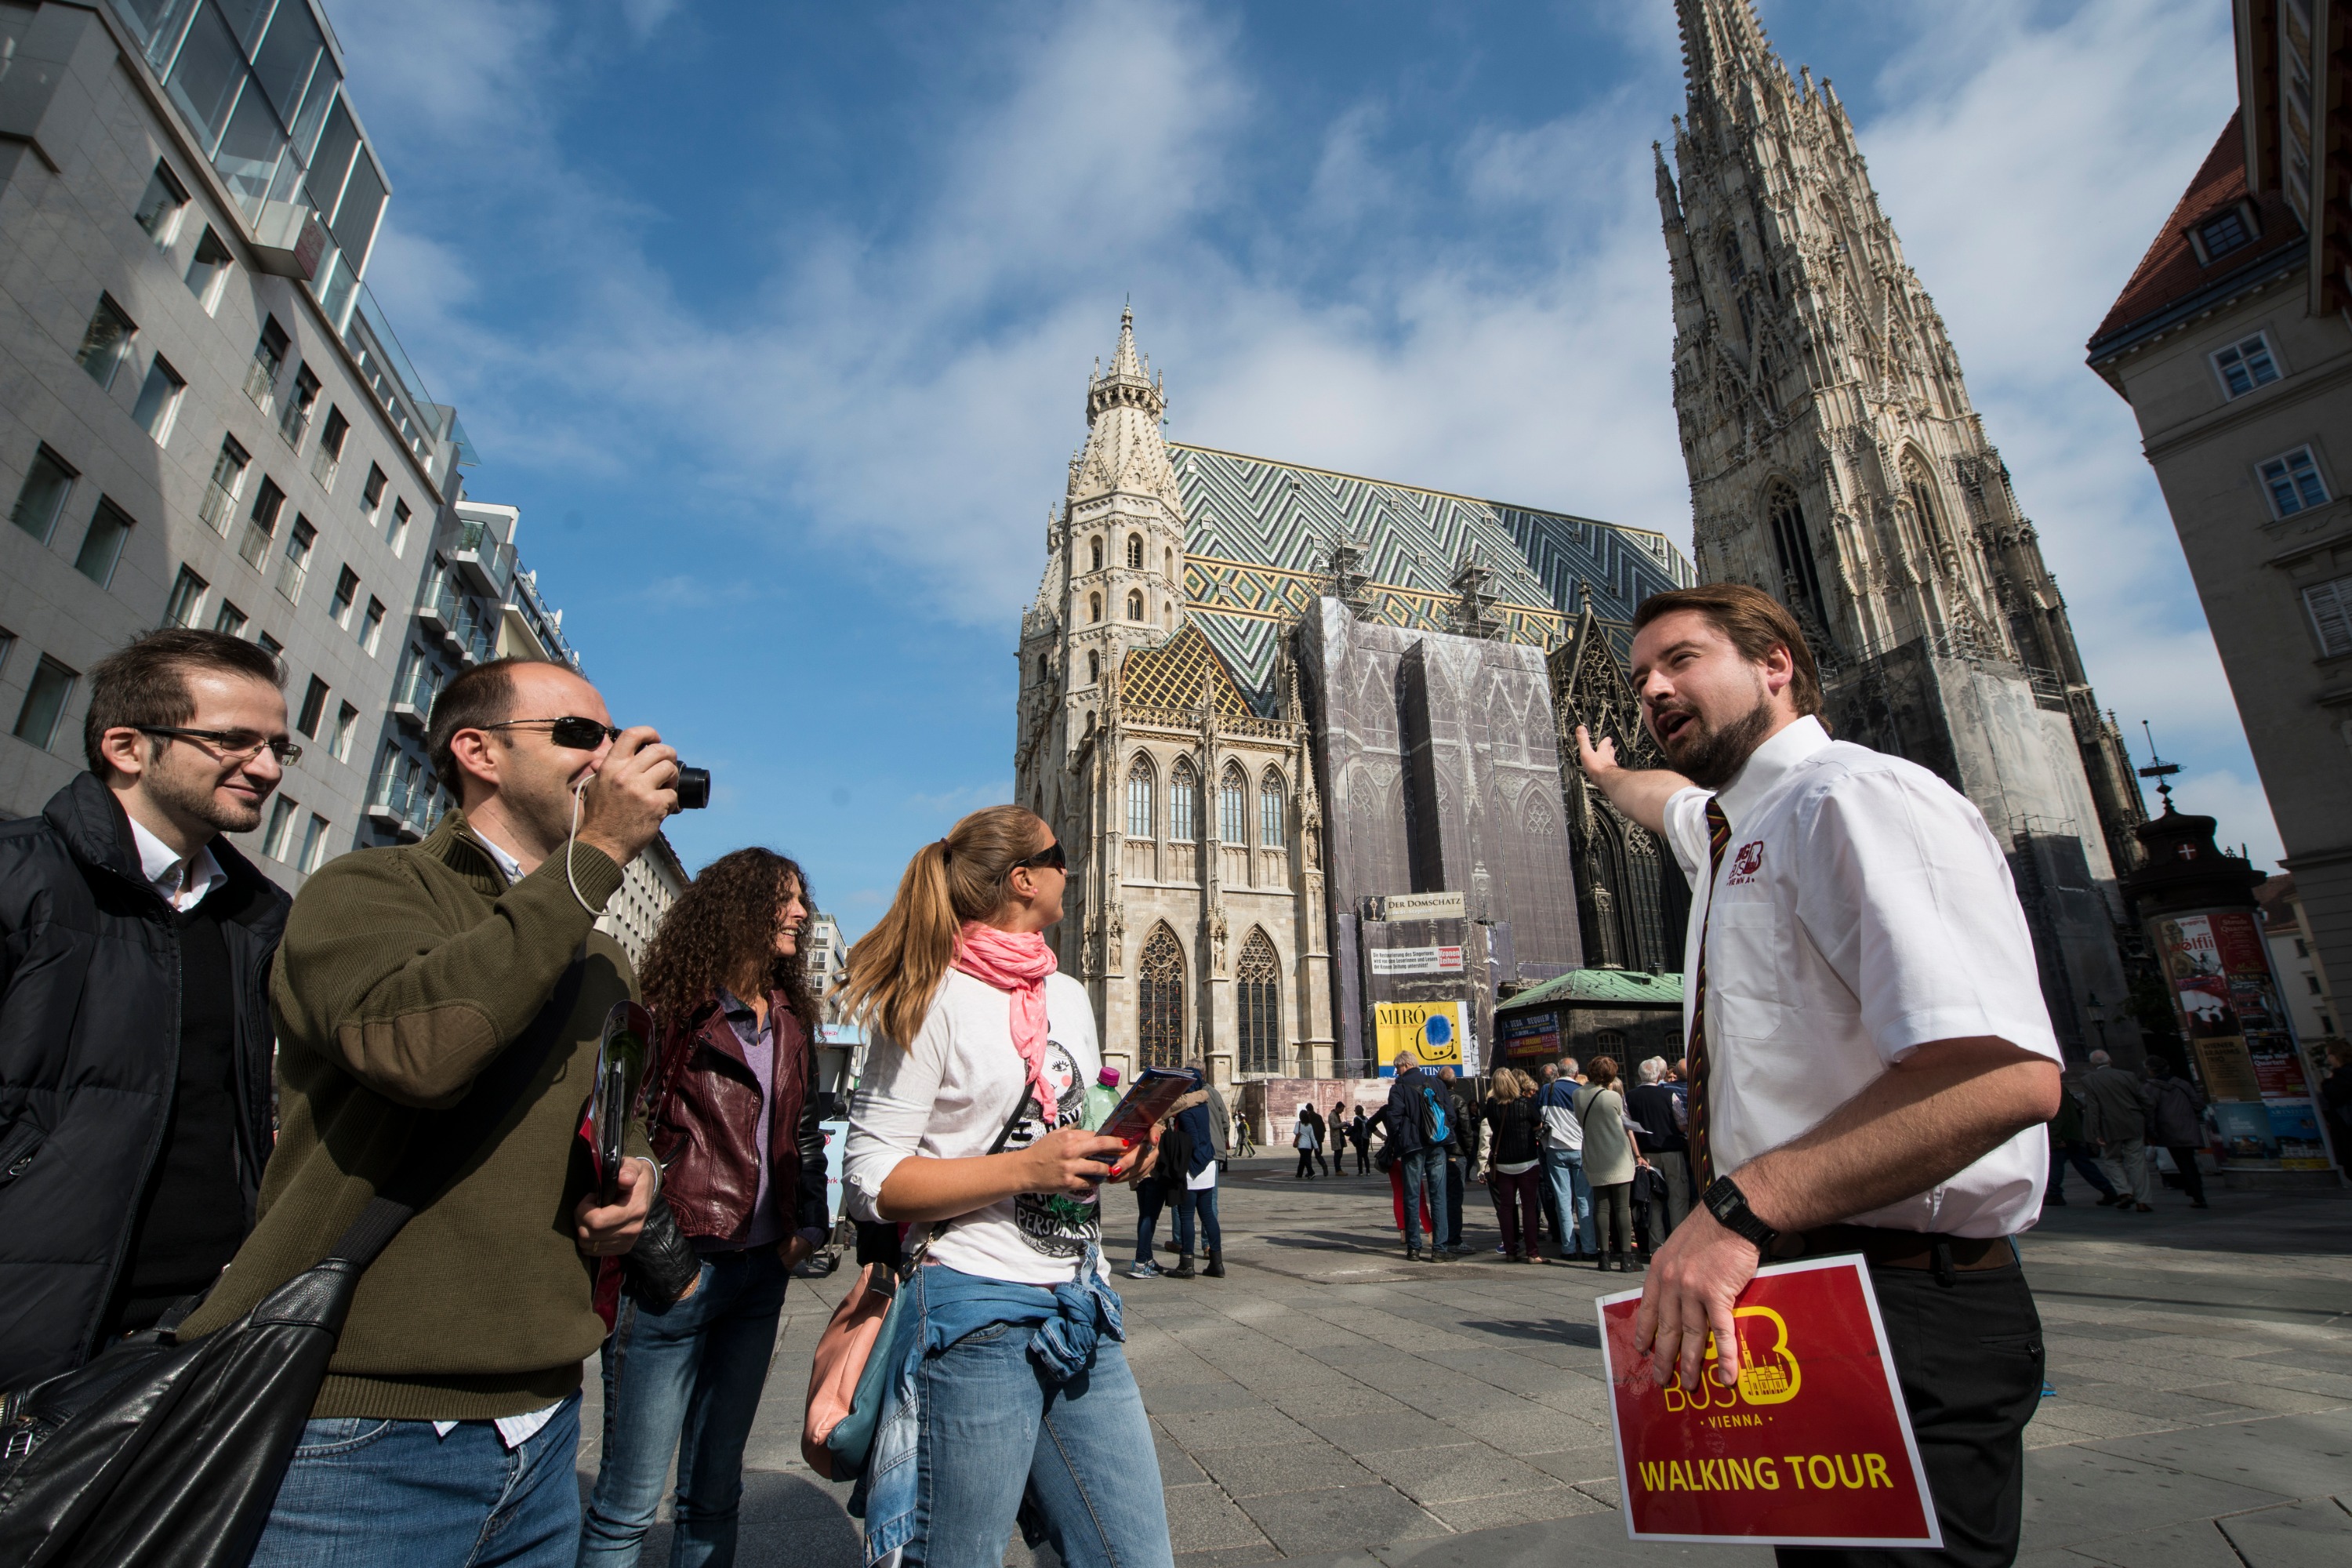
left=1597, top=1258, right=1940, bottom=1547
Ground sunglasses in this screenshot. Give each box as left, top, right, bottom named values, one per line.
left=1013, top=840, right=1067, bottom=873
left=135, top=725, right=301, bottom=765
left=482, top=717, right=622, bottom=750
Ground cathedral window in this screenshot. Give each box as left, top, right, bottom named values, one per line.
left=1127, top=589, right=1145, bottom=620
left=1218, top=763, right=1247, bottom=843
left=1722, top=232, right=1744, bottom=281
left=1090, top=592, right=1102, bottom=622
left=2212, top=333, right=2280, bottom=399
left=1090, top=537, right=1103, bottom=572
left=1127, top=534, right=1144, bottom=569
left=1236, top=929, right=1281, bottom=1076
left=1127, top=754, right=1155, bottom=838
left=2261, top=446, right=2329, bottom=517
left=1165, top=547, right=1175, bottom=583
left=1259, top=769, right=1286, bottom=848
left=1905, top=469, right=1947, bottom=550
left=1766, top=483, right=1824, bottom=609
left=1088, top=649, right=1100, bottom=685
left=1138, top=925, right=1186, bottom=1069
left=1169, top=759, right=1198, bottom=841
left=1038, top=655, right=1050, bottom=683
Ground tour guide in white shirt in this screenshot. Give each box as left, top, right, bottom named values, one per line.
left=1578, top=583, right=2062, bottom=1568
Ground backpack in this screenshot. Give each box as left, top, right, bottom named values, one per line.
left=1417, top=1083, right=1450, bottom=1145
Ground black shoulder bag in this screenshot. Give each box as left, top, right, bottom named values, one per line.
left=0, top=961, right=586, bottom=1568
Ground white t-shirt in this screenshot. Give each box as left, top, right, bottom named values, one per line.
left=844, top=970, right=1106, bottom=1284
left=1663, top=716, right=2061, bottom=1239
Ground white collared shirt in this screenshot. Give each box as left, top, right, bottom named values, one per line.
left=1662, top=716, right=2060, bottom=1239
left=470, top=827, right=523, bottom=887
left=125, top=813, right=228, bottom=913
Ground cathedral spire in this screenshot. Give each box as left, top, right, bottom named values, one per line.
left=1075, top=307, right=1180, bottom=508
left=1675, top=0, right=1782, bottom=133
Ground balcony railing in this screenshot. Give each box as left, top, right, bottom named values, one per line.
left=389, top=661, right=439, bottom=725
left=417, top=579, right=495, bottom=667
left=243, top=354, right=278, bottom=415
left=235, top=517, right=274, bottom=568
left=311, top=446, right=340, bottom=492
left=278, top=400, right=313, bottom=450
left=274, top=550, right=310, bottom=605
left=366, top=764, right=449, bottom=841
left=198, top=480, right=235, bottom=535
left=452, top=521, right=517, bottom=597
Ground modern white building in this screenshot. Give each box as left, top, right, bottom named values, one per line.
left=803, top=910, right=848, bottom=1020
left=596, top=830, right=685, bottom=973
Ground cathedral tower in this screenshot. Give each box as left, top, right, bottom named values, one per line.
left=1659, top=0, right=2148, bottom=1060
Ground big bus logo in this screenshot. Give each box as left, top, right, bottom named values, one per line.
left=1661, top=1305, right=1802, bottom=1411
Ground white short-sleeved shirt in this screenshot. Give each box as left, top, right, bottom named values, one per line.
left=1663, top=716, right=2060, bottom=1238
left=844, top=971, right=1107, bottom=1283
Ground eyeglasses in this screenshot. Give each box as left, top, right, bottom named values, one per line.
left=482, top=717, right=621, bottom=750
left=1013, top=840, right=1067, bottom=873
left=134, top=725, right=300, bottom=765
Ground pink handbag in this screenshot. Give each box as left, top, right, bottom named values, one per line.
left=799, top=1262, right=895, bottom=1479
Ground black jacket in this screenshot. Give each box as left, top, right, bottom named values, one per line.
left=0, top=772, right=289, bottom=1390
left=1625, top=1083, right=1687, bottom=1154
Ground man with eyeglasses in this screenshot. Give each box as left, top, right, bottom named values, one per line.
left=177, top=655, right=681, bottom=1567
left=0, top=628, right=294, bottom=1394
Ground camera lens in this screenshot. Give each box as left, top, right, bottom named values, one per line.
left=675, top=766, right=710, bottom=810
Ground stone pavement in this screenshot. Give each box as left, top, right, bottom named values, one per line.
left=575, top=1159, right=2352, bottom=1568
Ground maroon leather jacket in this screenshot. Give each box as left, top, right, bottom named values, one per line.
left=644, top=989, right=829, bottom=1243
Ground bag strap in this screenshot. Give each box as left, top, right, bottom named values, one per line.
left=324, top=955, right=592, bottom=1273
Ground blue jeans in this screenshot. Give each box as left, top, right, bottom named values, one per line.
left=1174, top=1184, right=1221, bottom=1254
left=910, top=1313, right=1174, bottom=1568
left=249, top=1392, right=582, bottom=1567
left=1399, top=1149, right=1446, bottom=1251
left=1133, top=1181, right=1167, bottom=1263
left=1543, top=1149, right=1594, bottom=1255
left=579, top=1248, right=790, bottom=1566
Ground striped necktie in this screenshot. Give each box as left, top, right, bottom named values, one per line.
left=1687, top=797, right=1732, bottom=1189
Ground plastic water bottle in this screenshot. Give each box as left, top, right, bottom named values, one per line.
left=1082, top=1065, right=1122, bottom=1132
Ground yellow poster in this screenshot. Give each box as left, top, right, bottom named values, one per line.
left=1376, top=1000, right=1465, bottom=1069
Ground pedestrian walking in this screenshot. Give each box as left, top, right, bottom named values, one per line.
left=1347, top=1106, right=1369, bottom=1173
left=1292, top=1107, right=1320, bottom=1178
left=1482, top=1070, right=1544, bottom=1261
left=840, top=805, right=1172, bottom=1568
left=1384, top=1053, right=1453, bottom=1261
left=2142, top=1058, right=2209, bottom=1210
left=1168, top=1066, right=1225, bottom=1279
left=2044, top=1077, right=2118, bottom=1207
left=0, top=630, right=292, bottom=1392
left=1575, top=1057, right=1639, bottom=1270
left=1232, top=1111, right=1258, bottom=1158
left=2080, top=1048, right=2154, bottom=1211
left=1579, top=583, right=2067, bottom=1568
left=579, top=850, right=829, bottom=1566
left=177, top=656, right=671, bottom=1566
left=1626, top=1057, right=1691, bottom=1237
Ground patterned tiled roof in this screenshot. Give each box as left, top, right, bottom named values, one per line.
left=1119, top=622, right=1252, bottom=717
left=1168, top=445, right=1693, bottom=698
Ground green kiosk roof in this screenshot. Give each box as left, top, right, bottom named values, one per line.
left=1499, top=969, right=1685, bottom=1011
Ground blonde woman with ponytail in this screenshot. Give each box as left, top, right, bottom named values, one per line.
left=840, top=806, right=1174, bottom=1568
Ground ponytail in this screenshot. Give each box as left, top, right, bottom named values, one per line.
left=841, top=804, right=1051, bottom=1050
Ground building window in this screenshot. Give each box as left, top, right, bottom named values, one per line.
left=1090, top=536, right=1103, bottom=572
left=361, top=463, right=388, bottom=520
left=1127, top=754, right=1155, bottom=838
left=329, top=701, right=358, bottom=762
left=2260, top=446, right=2329, bottom=517
left=359, top=596, right=386, bottom=654
left=131, top=356, right=186, bottom=445
left=256, top=631, right=282, bottom=660
left=263, top=797, right=299, bottom=860
left=389, top=498, right=412, bottom=556
left=2305, top=574, right=2352, bottom=659
left=199, top=435, right=249, bottom=535
left=299, top=813, right=331, bottom=873
left=1260, top=769, right=1286, bottom=848
left=13, top=655, right=78, bottom=751
left=212, top=600, right=249, bottom=637
left=328, top=566, right=359, bottom=626
left=1087, top=649, right=1100, bottom=685
left=1138, top=925, right=1185, bottom=1069
left=313, top=407, right=350, bottom=490
left=77, top=296, right=136, bottom=390
left=1236, top=928, right=1281, bottom=1076
left=1127, top=534, right=1144, bottom=569
left=2199, top=209, right=2252, bottom=260
left=279, top=364, right=320, bottom=447
left=74, top=499, right=134, bottom=587
left=1169, top=758, right=1197, bottom=841
left=2310, top=975, right=2325, bottom=996
left=1767, top=481, right=1824, bottom=608
left=132, top=160, right=189, bottom=245
left=163, top=565, right=209, bottom=628
left=1089, top=592, right=1102, bottom=622
left=9, top=445, right=77, bottom=544
left=296, top=674, right=329, bottom=738
left=184, top=227, right=233, bottom=312
left=1218, top=762, right=1247, bottom=843
left=2212, top=333, right=2281, bottom=399
left=276, top=517, right=317, bottom=603
left=1127, top=589, right=1144, bottom=620
left=238, top=478, right=286, bottom=567
left=246, top=318, right=291, bottom=411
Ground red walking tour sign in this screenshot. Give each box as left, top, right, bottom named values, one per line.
left=1596, top=1256, right=1940, bottom=1548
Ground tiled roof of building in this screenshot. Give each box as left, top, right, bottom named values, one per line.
left=2088, top=112, right=2304, bottom=356
left=1118, top=622, right=1252, bottom=717
left=1497, top=967, right=1684, bottom=1011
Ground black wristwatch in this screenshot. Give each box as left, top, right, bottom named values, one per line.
left=1703, top=1175, right=1779, bottom=1260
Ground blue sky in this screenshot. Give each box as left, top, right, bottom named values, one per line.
left=324, top=0, right=2262, bottom=935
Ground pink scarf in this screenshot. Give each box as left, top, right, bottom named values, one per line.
left=953, top=922, right=1058, bottom=1119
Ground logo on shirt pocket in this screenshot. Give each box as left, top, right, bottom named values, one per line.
left=1729, top=841, right=1765, bottom=884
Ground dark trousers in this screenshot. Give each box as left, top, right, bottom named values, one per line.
left=1490, top=1167, right=1541, bottom=1255
left=1133, top=1180, right=1166, bottom=1262
left=1354, top=1140, right=1370, bottom=1174
left=1776, top=1259, right=2043, bottom=1568
left=1174, top=1185, right=1221, bottom=1254
left=1294, top=1147, right=1316, bottom=1178
left=1443, top=1156, right=1465, bottom=1247
left=2165, top=1147, right=2206, bottom=1203
left=2047, top=1138, right=2114, bottom=1202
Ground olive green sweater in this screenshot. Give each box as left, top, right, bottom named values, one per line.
left=181, top=813, right=645, bottom=1420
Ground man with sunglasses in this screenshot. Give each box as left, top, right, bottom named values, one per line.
left=0, top=629, right=294, bottom=1394
left=179, top=655, right=681, bottom=1567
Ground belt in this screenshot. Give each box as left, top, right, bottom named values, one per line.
left=1770, top=1225, right=2015, bottom=1274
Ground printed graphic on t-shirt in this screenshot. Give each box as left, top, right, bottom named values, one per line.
left=1011, top=1037, right=1102, bottom=1259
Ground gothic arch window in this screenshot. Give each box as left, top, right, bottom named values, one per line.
left=1722, top=231, right=1744, bottom=281
left=1218, top=763, right=1247, bottom=843
left=1127, top=589, right=1145, bottom=620
left=1236, top=928, right=1280, bottom=1076
left=1127, top=753, right=1155, bottom=839
left=1259, top=768, right=1286, bottom=848
left=1902, top=455, right=1950, bottom=551
left=1138, top=925, right=1185, bottom=1069
left=1765, top=481, right=1825, bottom=612
left=1127, top=534, right=1144, bottom=569
left=1087, top=649, right=1100, bottom=685
left=1090, top=591, right=1102, bottom=622
left=1090, top=536, right=1103, bottom=572
left=1169, top=757, right=1198, bottom=841
left=1164, top=546, right=1174, bottom=583
left=1037, top=655, right=1050, bottom=684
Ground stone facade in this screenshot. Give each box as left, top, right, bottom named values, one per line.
left=1659, top=0, right=2148, bottom=1062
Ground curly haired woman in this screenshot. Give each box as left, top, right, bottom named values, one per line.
left=579, top=849, right=828, bottom=1566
